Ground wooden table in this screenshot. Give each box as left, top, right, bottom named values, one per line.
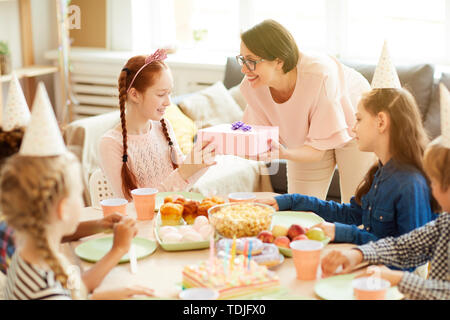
left=63, top=192, right=355, bottom=299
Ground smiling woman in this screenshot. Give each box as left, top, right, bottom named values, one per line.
left=238, top=20, right=376, bottom=203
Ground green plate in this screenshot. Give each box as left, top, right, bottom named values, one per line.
left=271, top=211, right=328, bottom=257
left=75, top=236, right=157, bottom=263
left=314, top=273, right=403, bottom=300
left=277, top=237, right=331, bottom=258
left=155, top=191, right=204, bottom=212
left=154, top=212, right=218, bottom=251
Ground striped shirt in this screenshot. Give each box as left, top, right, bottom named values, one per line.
left=3, top=253, right=72, bottom=300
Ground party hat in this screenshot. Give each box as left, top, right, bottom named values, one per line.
left=2, top=73, right=30, bottom=131
left=440, top=83, right=450, bottom=148
left=19, top=82, right=66, bottom=156
left=371, top=41, right=401, bottom=89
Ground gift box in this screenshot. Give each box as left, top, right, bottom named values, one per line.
left=196, top=123, right=279, bottom=157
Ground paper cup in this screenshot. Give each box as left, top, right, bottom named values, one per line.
left=179, top=288, right=219, bottom=300
left=131, top=188, right=158, bottom=220
left=290, top=240, right=324, bottom=281
left=100, top=198, right=128, bottom=217
left=352, top=277, right=390, bottom=300
left=228, top=192, right=256, bottom=203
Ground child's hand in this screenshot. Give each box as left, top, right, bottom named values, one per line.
left=98, top=213, right=124, bottom=232
left=179, top=138, right=217, bottom=179
left=310, top=222, right=335, bottom=241
left=321, top=249, right=364, bottom=277
left=91, top=286, right=155, bottom=300
left=355, top=265, right=404, bottom=286
left=112, top=218, right=138, bottom=254
left=255, top=197, right=279, bottom=211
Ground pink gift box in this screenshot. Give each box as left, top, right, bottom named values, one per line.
left=197, top=124, right=279, bottom=157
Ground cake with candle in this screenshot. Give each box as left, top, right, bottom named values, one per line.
left=196, top=122, right=279, bottom=157
left=181, top=255, right=281, bottom=300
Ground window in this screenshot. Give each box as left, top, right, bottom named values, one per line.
left=163, top=0, right=450, bottom=64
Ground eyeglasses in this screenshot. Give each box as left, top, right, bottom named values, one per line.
left=236, top=55, right=265, bottom=71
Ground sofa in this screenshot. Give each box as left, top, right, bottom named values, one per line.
left=220, top=57, right=448, bottom=202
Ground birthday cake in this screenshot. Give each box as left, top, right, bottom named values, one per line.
left=182, top=256, right=280, bottom=299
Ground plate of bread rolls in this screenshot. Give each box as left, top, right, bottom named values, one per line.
left=154, top=194, right=224, bottom=251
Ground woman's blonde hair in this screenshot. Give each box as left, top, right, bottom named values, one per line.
left=0, top=152, right=82, bottom=298
left=354, top=88, right=440, bottom=212
left=423, top=137, right=450, bottom=192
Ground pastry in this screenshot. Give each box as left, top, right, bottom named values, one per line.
left=160, top=202, right=184, bottom=226
left=182, top=200, right=199, bottom=224
left=251, top=244, right=282, bottom=268
left=203, top=196, right=225, bottom=205
left=197, top=200, right=217, bottom=217
left=164, top=194, right=184, bottom=204
left=216, top=237, right=264, bottom=256
left=193, top=215, right=209, bottom=231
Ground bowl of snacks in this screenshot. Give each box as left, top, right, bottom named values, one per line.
left=208, top=202, right=275, bottom=238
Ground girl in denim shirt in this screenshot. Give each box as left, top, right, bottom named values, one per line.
left=259, top=88, right=438, bottom=246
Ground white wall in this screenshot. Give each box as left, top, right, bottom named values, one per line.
left=0, top=0, right=58, bottom=108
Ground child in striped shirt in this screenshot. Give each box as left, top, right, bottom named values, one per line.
left=1, top=152, right=154, bottom=300
left=320, top=137, right=450, bottom=300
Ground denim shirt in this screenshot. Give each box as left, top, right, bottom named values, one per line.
left=275, top=160, right=437, bottom=246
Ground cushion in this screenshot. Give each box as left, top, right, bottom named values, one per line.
left=223, top=57, right=245, bottom=89
left=343, top=61, right=435, bottom=117
left=178, top=82, right=243, bottom=129
left=164, top=103, right=197, bottom=155
left=424, top=72, right=450, bottom=139
left=229, top=85, right=247, bottom=112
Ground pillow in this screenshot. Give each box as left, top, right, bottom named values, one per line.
left=229, top=85, right=247, bottom=112
left=164, top=103, right=197, bottom=155
left=178, top=82, right=243, bottom=129
left=424, top=73, right=450, bottom=139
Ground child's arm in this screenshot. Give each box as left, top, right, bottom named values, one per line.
left=397, top=272, right=450, bottom=300
left=275, top=194, right=363, bottom=226
left=357, top=217, right=440, bottom=269
left=62, top=213, right=123, bottom=242
left=81, top=218, right=137, bottom=293
left=98, top=136, right=127, bottom=198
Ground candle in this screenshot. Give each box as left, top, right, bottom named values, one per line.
left=209, top=233, right=215, bottom=273
left=223, top=241, right=230, bottom=275
left=247, top=240, right=253, bottom=271
left=243, top=239, right=249, bottom=269
left=230, top=236, right=236, bottom=273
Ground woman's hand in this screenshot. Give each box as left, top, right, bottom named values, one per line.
left=310, top=222, right=336, bottom=241
left=355, top=265, right=404, bottom=286
left=254, top=197, right=279, bottom=211
left=111, top=218, right=138, bottom=255
left=91, top=286, right=155, bottom=300
left=179, top=138, right=217, bottom=180
left=248, top=139, right=286, bottom=162
left=321, top=249, right=364, bottom=277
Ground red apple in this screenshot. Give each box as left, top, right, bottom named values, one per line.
left=274, top=236, right=290, bottom=248
left=292, top=234, right=308, bottom=241
left=257, top=231, right=274, bottom=243
left=287, top=224, right=306, bottom=240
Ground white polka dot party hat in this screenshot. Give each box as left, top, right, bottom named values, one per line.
left=440, top=83, right=450, bottom=148
left=19, top=82, right=67, bottom=156
left=2, top=73, right=30, bottom=131
left=371, top=41, right=401, bottom=89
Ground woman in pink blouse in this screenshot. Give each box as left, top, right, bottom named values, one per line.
left=239, top=19, right=376, bottom=203
left=98, top=50, right=216, bottom=200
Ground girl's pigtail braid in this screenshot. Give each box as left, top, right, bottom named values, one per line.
left=119, top=69, right=138, bottom=200
left=160, top=118, right=179, bottom=169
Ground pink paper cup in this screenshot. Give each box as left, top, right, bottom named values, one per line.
left=352, top=277, right=390, bottom=300
left=131, top=188, right=158, bottom=220
left=290, top=240, right=324, bottom=281
left=100, top=198, right=128, bottom=217
left=228, top=192, right=256, bottom=203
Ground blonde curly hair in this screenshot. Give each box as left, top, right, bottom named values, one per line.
left=0, top=152, right=84, bottom=299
